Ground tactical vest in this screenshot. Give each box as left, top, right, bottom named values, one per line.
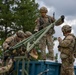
left=39, top=15, right=55, bottom=35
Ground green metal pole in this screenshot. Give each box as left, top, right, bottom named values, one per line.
left=22, top=58, right=25, bottom=75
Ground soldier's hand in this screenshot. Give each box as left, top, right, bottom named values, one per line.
left=61, top=15, right=65, bottom=22
left=58, top=37, right=62, bottom=42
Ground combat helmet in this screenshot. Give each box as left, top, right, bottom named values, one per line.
left=25, top=31, right=32, bottom=37
left=40, top=6, right=48, bottom=13
left=62, top=25, right=72, bottom=33
left=16, top=30, right=26, bottom=38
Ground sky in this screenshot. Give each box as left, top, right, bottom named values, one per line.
left=35, top=0, right=76, bottom=64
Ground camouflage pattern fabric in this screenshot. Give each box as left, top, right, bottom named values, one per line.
left=40, top=6, right=48, bottom=13
left=39, top=34, right=54, bottom=60
left=3, top=32, right=26, bottom=56
left=0, top=59, right=13, bottom=74
left=3, top=30, right=38, bottom=58
left=58, top=34, right=75, bottom=75
left=60, top=58, right=75, bottom=75
left=2, top=30, right=39, bottom=74
left=34, top=14, right=64, bottom=60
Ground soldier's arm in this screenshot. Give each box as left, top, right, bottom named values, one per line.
left=50, top=16, right=55, bottom=23
left=3, top=37, right=13, bottom=50
left=34, top=18, right=40, bottom=32
left=59, top=36, right=73, bottom=47
left=0, top=59, right=13, bottom=74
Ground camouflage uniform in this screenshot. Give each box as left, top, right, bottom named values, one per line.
left=0, top=59, right=13, bottom=74
left=58, top=25, right=75, bottom=75
left=34, top=6, right=64, bottom=60
left=2, top=30, right=27, bottom=74
left=3, top=30, right=26, bottom=56
left=25, top=31, right=32, bottom=37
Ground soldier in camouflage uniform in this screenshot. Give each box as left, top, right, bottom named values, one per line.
left=58, top=25, right=75, bottom=75
left=34, top=6, right=64, bottom=60
left=2, top=30, right=27, bottom=74
left=3, top=30, right=26, bottom=56
left=2, top=30, right=38, bottom=74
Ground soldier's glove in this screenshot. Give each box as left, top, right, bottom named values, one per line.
left=61, top=15, right=65, bottom=22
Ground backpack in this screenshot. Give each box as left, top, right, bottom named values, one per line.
left=69, top=34, right=76, bottom=58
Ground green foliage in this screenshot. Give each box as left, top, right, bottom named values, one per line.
left=13, top=0, right=39, bottom=32
left=0, top=0, right=39, bottom=51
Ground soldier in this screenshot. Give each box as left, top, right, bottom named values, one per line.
left=2, top=30, right=38, bottom=74
left=58, top=25, right=75, bottom=75
left=21, top=31, right=33, bottom=57
left=2, top=30, right=27, bottom=74
left=3, top=30, right=26, bottom=56
left=34, top=6, right=64, bottom=60
left=25, top=31, right=38, bottom=59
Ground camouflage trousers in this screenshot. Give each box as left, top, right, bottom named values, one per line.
left=39, top=34, right=54, bottom=60
left=60, top=58, right=75, bottom=75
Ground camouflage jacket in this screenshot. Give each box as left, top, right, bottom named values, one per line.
left=3, top=34, right=25, bottom=56
left=3, top=34, right=21, bottom=50
left=34, top=15, right=64, bottom=35
left=58, top=34, right=75, bottom=56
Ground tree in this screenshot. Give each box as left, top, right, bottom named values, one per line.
left=0, top=0, right=39, bottom=51
left=14, top=0, right=39, bottom=32
left=0, top=0, right=14, bottom=39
